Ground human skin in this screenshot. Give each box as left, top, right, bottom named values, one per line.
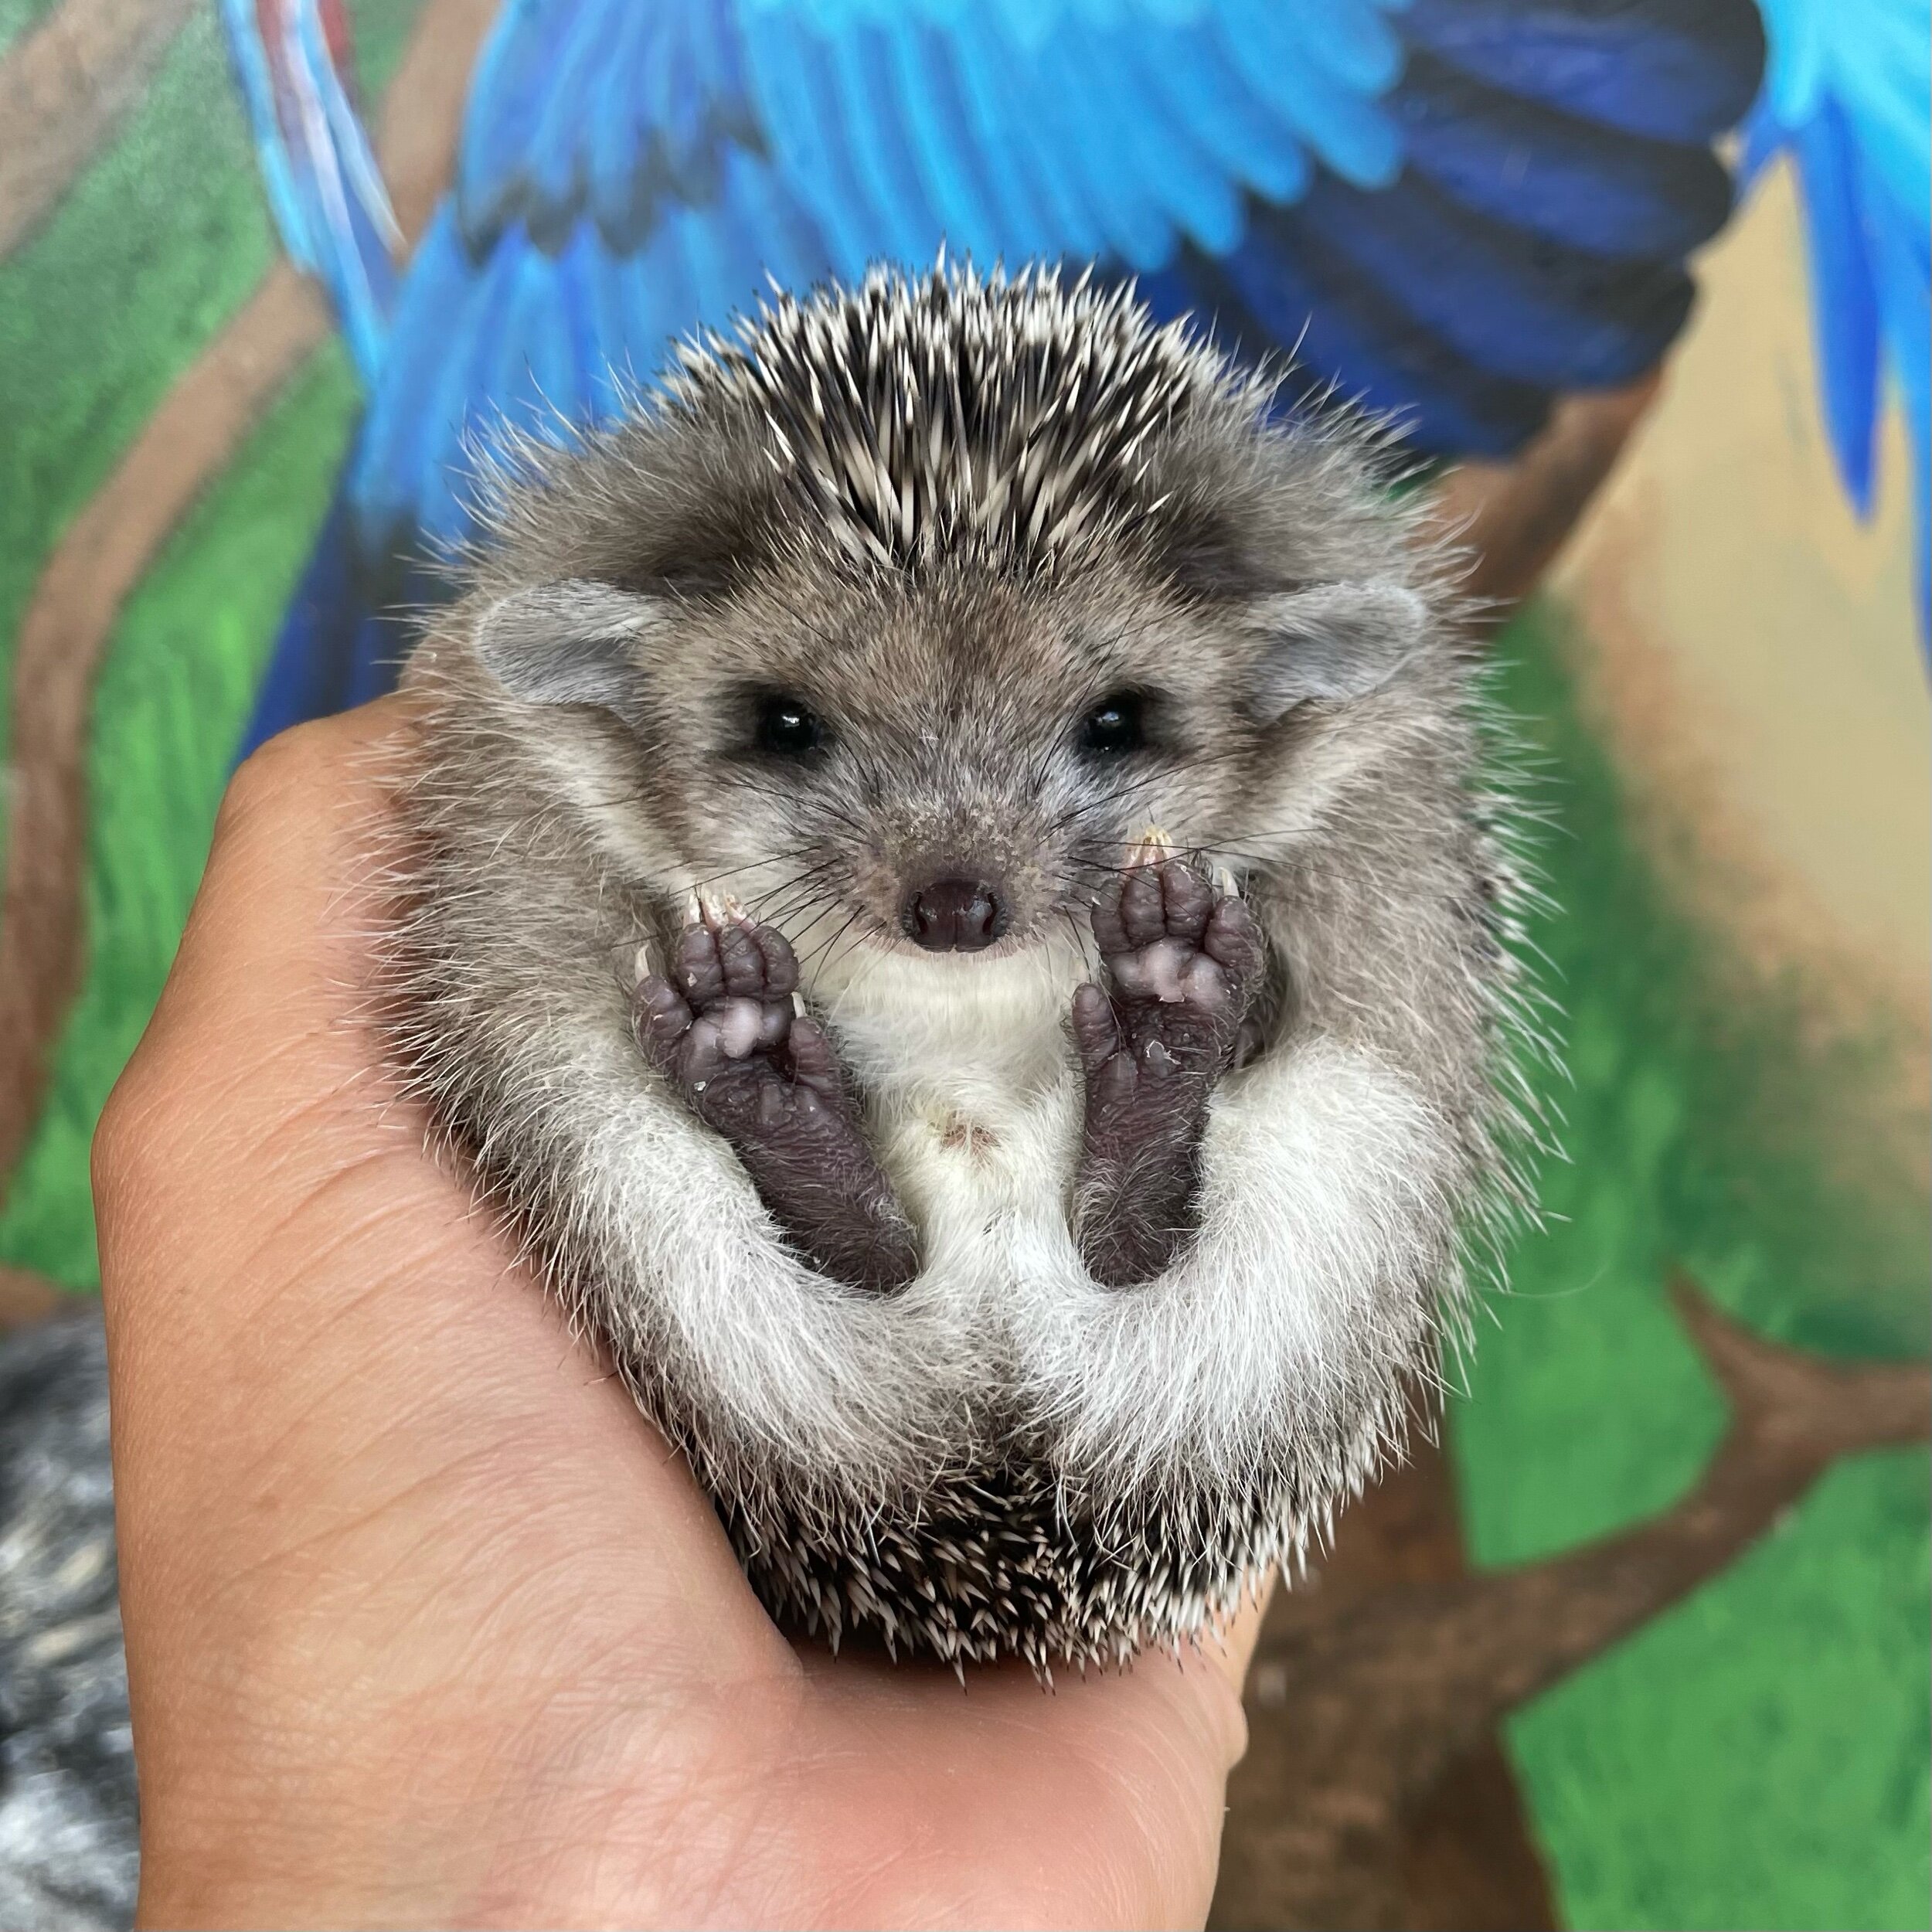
left=92, top=699, right=1267, bottom=1930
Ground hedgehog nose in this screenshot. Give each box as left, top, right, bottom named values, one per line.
left=903, top=877, right=1007, bottom=952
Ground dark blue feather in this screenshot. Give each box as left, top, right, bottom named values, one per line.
left=1289, top=170, right=1695, bottom=388
left=1395, top=49, right=1735, bottom=259
left=1401, top=0, right=1765, bottom=145
left=1154, top=219, right=1553, bottom=457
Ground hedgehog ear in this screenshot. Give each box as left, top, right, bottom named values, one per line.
left=472, top=581, right=662, bottom=711
left=1245, top=582, right=1429, bottom=722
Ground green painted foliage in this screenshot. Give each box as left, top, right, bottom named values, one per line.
left=1456, top=614, right=1930, bottom=1930
left=0, top=0, right=420, bottom=1278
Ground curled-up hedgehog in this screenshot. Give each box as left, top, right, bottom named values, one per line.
left=389, top=263, right=1539, bottom=1674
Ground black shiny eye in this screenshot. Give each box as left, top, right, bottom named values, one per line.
left=754, top=692, right=823, bottom=757
left=1078, top=691, right=1146, bottom=757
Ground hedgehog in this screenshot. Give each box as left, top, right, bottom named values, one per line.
left=383, top=261, right=1541, bottom=1673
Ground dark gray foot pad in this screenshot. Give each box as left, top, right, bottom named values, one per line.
left=636, top=914, right=919, bottom=1294
left=1071, top=853, right=1263, bottom=1287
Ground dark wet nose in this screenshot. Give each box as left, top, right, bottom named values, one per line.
left=902, top=877, right=1007, bottom=952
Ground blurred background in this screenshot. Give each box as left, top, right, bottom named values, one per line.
left=0, top=3, right=1924, bottom=1925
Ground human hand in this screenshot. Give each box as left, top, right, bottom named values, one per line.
left=94, top=700, right=1265, bottom=1930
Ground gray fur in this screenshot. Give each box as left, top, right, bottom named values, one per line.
left=0, top=1311, right=136, bottom=1930
left=384, top=263, right=1544, bottom=1671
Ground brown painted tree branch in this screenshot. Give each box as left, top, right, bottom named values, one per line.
left=1212, top=1275, right=1931, bottom=1930
left=1428, top=376, right=1662, bottom=622
left=0, top=0, right=197, bottom=260
left=0, top=0, right=497, bottom=1196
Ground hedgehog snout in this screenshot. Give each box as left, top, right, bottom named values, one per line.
left=900, top=876, right=1009, bottom=951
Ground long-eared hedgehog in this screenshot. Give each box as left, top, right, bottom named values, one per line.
left=385, top=261, right=1543, bottom=1673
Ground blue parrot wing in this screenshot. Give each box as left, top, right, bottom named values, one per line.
left=243, top=0, right=1772, bottom=743
left=350, top=0, right=1769, bottom=525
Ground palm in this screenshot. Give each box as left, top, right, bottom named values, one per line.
left=96, top=699, right=1253, bottom=1929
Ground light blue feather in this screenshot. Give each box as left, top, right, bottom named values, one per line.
left=217, top=0, right=398, bottom=381
left=1751, top=0, right=1929, bottom=642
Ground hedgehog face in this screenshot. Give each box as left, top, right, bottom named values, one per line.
left=614, top=561, right=1301, bottom=968
left=467, top=553, right=1334, bottom=977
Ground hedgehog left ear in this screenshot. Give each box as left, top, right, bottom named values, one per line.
left=472, top=580, right=662, bottom=713
left=1245, top=582, right=1428, bottom=722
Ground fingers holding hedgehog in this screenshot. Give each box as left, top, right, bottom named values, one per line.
left=383, top=262, right=1543, bottom=1672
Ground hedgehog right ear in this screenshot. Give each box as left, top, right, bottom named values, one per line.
left=472, top=581, right=662, bottom=711
left=1244, top=581, right=1429, bottom=721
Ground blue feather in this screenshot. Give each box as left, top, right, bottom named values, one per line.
left=679, top=162, right=774, bottom=334
left=1790, top=106, right=1881, bottom=514
left=826, top=26, right=946, bottom=264
left=1290, top=172, right=1692, bottom=387
left=351, top=206, right=473, bottom=534
left=417, top=226, right=531, bottom=542
left=622, top=194, right=697, bottom=383
left=457, top=0, right=563, bottom=247
left=1129, top=25, right=1311, bottom=207
left=521, top=1, right=614, bottom=238
left=716, top=145, right=837, bottom=302
left=1395, top=50, right=1735, bottom=260
left=1277, top=0, right=1405, bottom=97
left=942, top=12, right=1092, bottom=258
left=877, top=19, right=1006, bottom=264
left=586, top=4, right=660, bottom=240
left=1218, top=0, right=1403, bottom=188
left=572, top=217, right=637, bottom=417
left=654, top=4, right=709, bottom=182
left=739, top=8, right=880, bottom=277
left=1031, top=22, right=1174, bottom=267
left=1400, top=0, right=1765, bottom=145
left=1077, top=19, right=1244, bottom=255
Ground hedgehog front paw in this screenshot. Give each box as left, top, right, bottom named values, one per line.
left=635, top=911, right=919, bottom=1294
left=1070, top=848, right=1264, bottom=1287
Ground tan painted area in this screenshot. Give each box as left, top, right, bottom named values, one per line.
left=1551, top=159, right=1928, bottom=1026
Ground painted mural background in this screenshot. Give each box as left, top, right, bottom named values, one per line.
left=0, top=4, right=1924, bottom=1926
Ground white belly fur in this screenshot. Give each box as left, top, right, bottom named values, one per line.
left=571, top=926, right=1457, bottom=1519
left=802, top=934, right=1089, bottom=1285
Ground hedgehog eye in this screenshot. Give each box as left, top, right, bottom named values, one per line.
left=1077, top=691, right=1146, bottom=758
left=753, top=692, right=825, bottom=757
